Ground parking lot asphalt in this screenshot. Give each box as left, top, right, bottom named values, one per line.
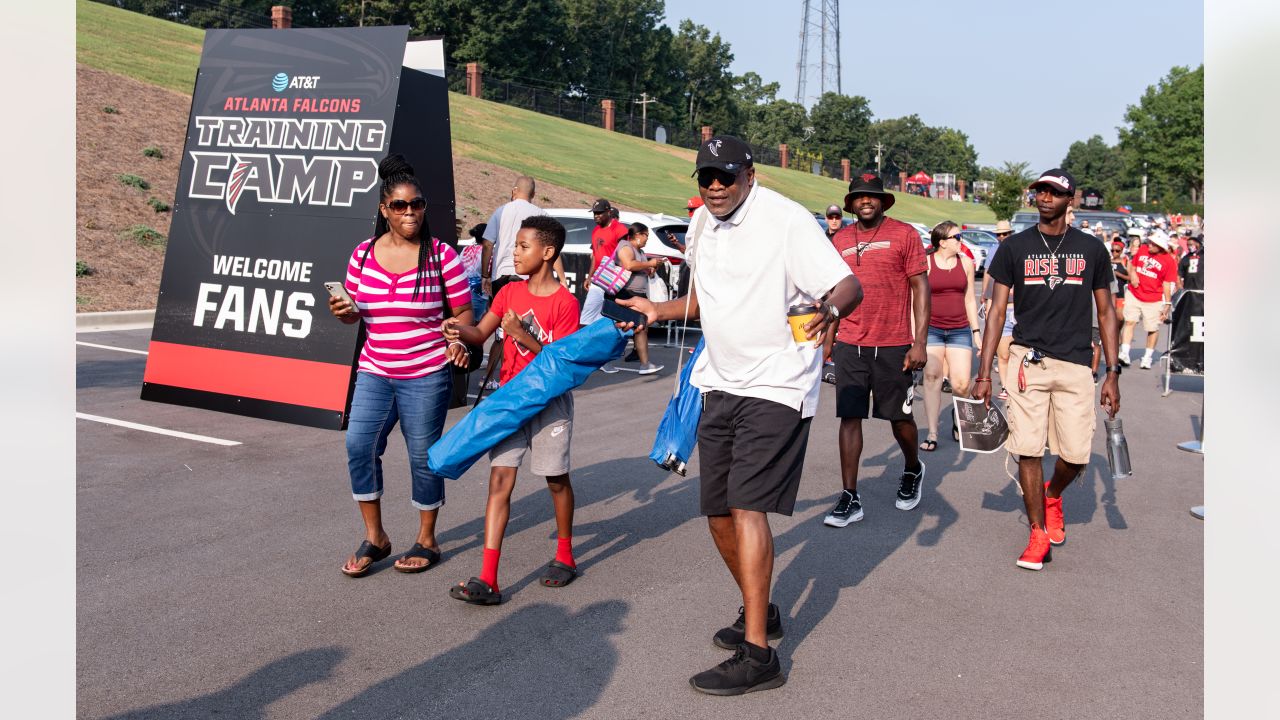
left=77, top=326, right=1203, bottom=719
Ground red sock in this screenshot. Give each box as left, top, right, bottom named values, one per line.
left=554, top=536, right=575, bottom=568
left=479, top=548, right=501, bottom=590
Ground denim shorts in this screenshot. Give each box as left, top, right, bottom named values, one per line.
left=926, top=326, right=973, bottom=350
left=345, top=368, right=451, bottom=510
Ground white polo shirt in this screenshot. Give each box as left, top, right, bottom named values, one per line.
left=689, top=182, right=852, bottom=418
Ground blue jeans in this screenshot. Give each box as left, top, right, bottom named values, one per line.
left=346, top=369, right=451, bottom=510
left=468, top=277, right=488, bottom=319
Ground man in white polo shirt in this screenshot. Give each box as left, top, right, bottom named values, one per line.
left=619, top=135, right=862, bottom=695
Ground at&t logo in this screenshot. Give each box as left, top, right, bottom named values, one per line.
left=271, top=73, right=321, bottom=92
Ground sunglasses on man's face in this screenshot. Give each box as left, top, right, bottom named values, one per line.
left=996, top=232, right=1012, bottom=238
left=697, top=168, right=742, bottom=189
left=384, top=197, right=426, bottom=213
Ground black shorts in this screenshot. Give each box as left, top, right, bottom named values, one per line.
left=833, top=343, right=916, bottom=422
left=697, top=391, right=811, bottom=516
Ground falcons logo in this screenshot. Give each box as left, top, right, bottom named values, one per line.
left=1047, top=275, right=1064, bottom=290
left=225, top=160, right=252, bottom=215
left=861, top=173, right=877, bottom=182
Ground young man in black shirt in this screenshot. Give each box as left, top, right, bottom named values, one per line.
left=1178, top=234, right=1203, bottom=291
left=973, top=169, right=1121, bottom=570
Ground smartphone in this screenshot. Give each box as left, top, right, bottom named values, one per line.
left=323, top=282, right=357, bottom=312
left=602, top=298, right=647, bottom=327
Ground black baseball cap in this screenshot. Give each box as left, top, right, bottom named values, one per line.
left=692, top=135, right=754, bottom=176
left=591, top=198, right=612, bottom=214
left=1029, top=168, right=1077, bottom=194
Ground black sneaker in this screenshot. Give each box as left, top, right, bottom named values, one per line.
left=689, top=643, right=786, bottom=696
left=895, top=462, right=926, bottom=511
left=712, top=603, right=784, bottom=649
left=823, top=490, right=863, bottom=527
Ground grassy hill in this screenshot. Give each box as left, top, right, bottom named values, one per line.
left=75, top=0, right=992, bottom=225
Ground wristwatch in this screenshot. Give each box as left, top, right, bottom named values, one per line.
left=1104, top=364, right=1123, bottom=376
left=826, top=302, right=840, bottom=319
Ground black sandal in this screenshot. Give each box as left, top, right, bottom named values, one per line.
left=341, top=540, right=391, bottom=578
left=449, top=577, right=502, bottom=605
left=394, top=543, right=441, bottom=573
left=539, top=560, right=578, bottom=588
left=919, top=437, right=938, bottom=452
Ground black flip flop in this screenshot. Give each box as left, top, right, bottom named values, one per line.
left=394, top=543, right=441, bottom=573
left=449, top=577, right=502, bottom=605
left=539, top=560, right=578, bottom=588
left=919, top=438, right=938, bottom=452
left=341, top=540, right=391, bottom=578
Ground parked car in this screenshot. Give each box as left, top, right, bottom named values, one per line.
left=908, top=222, right=987, bottom=276
left=1011, top=211, right=1038, bottom=233
left=541, top=208, right=689, bottom=305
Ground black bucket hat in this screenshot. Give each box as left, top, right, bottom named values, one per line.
left=843, top=171, right=896, bottom=212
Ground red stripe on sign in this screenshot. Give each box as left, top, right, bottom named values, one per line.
left=144, top=342, right=351, bottom=411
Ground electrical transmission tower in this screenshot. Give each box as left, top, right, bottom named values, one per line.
left=795, top=0, right=842, bottom=107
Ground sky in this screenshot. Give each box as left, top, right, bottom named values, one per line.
left=661, top=0, right=1204, bottom=174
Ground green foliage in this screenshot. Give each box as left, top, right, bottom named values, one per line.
left=808, top=92, right=872, bottom=170
left=76, top=260, right=95, bottom=277
left=988, top=162, right=1033, bottom=221
left=736, top=73, right=808, bottom=148
left=869, top=115, right=977, bottom=179
left=116, top=173, right=150, bottom=191
left=147, top=197, right=171, bottom=213
left=142, top=146, right=163, bottom=159
left=1061, top=134, right=1123, bottom=203
left=78, top=1, right=202, bottom=94
left=102, top=105, right=118, bottom=114
left=670, top=20, right=739, bottom=131
left=1118, top=65, right=1204, bottom=203
left=121, top=224, right=166, bottom=247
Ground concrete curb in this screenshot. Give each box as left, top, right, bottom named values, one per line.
left=76, top=309, right=155, bottom=332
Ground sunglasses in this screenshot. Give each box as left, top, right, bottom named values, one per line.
left=384, top=197, right=426, bottom=213
left=697, top=168, right=742, bottom=188
left=996, top=232, right=1012, bottom=237
left=945, top=234, right=963, bottom=241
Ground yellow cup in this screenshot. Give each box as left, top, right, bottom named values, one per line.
left=787, top=305, right=818, bottom=343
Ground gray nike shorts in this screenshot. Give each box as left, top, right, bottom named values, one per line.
left=489, top=392, right=574, bottom=476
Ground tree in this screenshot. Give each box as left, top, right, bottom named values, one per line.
left=735, top=73, right=809, bottom=148
left=1061, top=134, right=1124, bottom=198
left=869, top=114, right=938, bottom=175
left=988, top=161, right=1033, bottom=221
left=805, top=92, right=872, bottom=169
left=1117, top=65, right=1204, bottom=203
left=932, top=127, right=979, bottom=179
left=669, top=20, right=739, bottom=132
left=412, top=0, right=569, bottom=89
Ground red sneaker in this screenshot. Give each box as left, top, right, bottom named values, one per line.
left=1016, top=526, right=1051, bottom=571
left=1045, top=494, right=1065, bottom=546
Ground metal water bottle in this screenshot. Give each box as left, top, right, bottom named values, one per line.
left=1105, top=417, right=1133, bottom=479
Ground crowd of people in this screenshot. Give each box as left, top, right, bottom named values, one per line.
left=322, top=143, right=1194, bottom=696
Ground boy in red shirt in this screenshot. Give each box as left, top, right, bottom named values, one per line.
left=443, top=215, right=582, bottom=605
left=1120, top=230, right=1177, bottom=369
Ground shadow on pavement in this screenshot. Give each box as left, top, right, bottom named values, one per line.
left=315, top=601, right=627, bottom=719
left=978, top=451, right=1124, bottom=530
left=77, top=357, right=147, bottom=390
left=99, top=647, right=346, bottom=720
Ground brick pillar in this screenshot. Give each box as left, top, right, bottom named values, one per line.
left=465, top=63, right=482, bottom=98
left=899, top=171, right=908, bottom=191
left=271, top=5, right=291, bottom=28
left=701, top=126, right=714, bottom=144
left=601, top=100, right=615, bottom=131
left=841, top=158, right=851, bottom=182
left=779, top=144, right=789, bottom=170
left=957, top=179, right=966, bottom=200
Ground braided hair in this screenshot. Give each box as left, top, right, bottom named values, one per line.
left=366, top=154, right=437, bottom=301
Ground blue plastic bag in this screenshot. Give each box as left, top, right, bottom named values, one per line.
left=648, top=338, right=705, bottom=476
left=427, top=319, right=629, bottom=479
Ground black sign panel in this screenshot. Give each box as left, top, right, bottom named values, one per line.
left=141, top=28, right=454, bottom=429
left=1168, top=290, right=1204, bottom=374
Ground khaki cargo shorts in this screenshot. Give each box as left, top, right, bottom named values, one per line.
left=1123, top=297, right=1163, bottom=333
left=1005, top=344, right=1096, bottom=464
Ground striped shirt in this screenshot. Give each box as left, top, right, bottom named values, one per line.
left=344, top=237, right=471, bottom=379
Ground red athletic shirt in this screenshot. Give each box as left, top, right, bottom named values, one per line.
left=1127, top=246, right=1177, bottom=303
left=489, top=281, right=581, bottom=385
left=591, top=220, right=629, bottom=272
left=832, top=217, right=928, bottom=346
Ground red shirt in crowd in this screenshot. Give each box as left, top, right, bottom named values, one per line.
left=489, top=281, right=581, bottom=386
left=1127, top=246, right=1177, bottom=303
left=591, top=219, right=629, bottom=272
left=831, top=216, right=928, bottom=346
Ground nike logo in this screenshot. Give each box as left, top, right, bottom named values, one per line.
left=551, top=425, right=566, bottom=438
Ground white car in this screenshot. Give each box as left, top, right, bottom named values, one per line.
left=909, top=221, right=987, bottom=273
left=541, top=208, right=689, bottom=304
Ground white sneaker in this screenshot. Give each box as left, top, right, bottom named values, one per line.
left=598, top=363, right=620, bottom=374
left=637, top=363, right=664, bottom=375
left=1140, top=356, right=1153, bottom=369
left=1117, top=352, right=1131, bottom=366
left=482, top=379, right=500, bottom=391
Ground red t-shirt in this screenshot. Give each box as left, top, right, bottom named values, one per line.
left=489, top=281, right=581, bottom=385
left=591, top=220, right=629, bottom=272
left=1127, top=246, right=1177, bottom=303
left=832, top=216, right=928, bottom=346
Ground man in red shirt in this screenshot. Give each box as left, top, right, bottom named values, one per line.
left=1120, top=230, right=1177, bottom=369
left=580, top=198, right=631, bottom=330
left=822, top=172, right=930, bottom=527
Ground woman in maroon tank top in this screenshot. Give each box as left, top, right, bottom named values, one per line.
left=919, top=222, right=980, bottom=449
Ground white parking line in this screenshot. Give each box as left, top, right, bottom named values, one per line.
left=76, top=341, right=149, bottom=356
left=75, top=413, right=241, bottom=446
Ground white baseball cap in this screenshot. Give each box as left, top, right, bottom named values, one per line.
left=1147, top=231, right=1172, bottom=250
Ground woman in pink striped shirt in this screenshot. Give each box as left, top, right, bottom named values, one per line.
left=328, top=155, right=472, bottom=577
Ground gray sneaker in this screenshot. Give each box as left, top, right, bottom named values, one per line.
left=823, top=490, right=863, bottom=527
left=638, top=362, right=664, bottom=375
left=598, top=363, right=620, bottom=374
